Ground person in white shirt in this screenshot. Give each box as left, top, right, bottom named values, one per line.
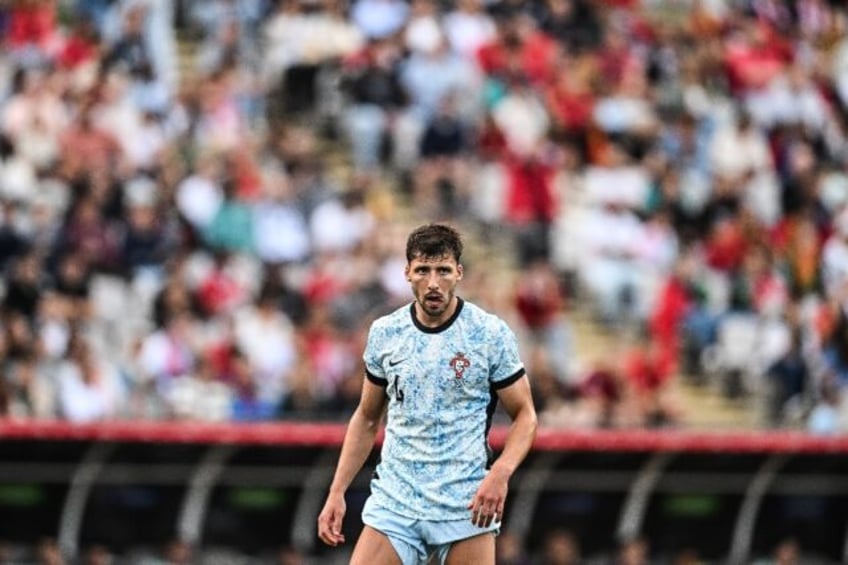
left=708, top=111, right=781, bottom=226
left=175, top=152, right=224, bottom=233
left=167, top=355, right=233, bottom=422
left=578, top=200, right=646, bottom=325
left=443, top=0, right=496, bottom=60
left=234, top=289, right=297, bottom=408
left=310, top=187, right=375, bottom=255
left=252, top=171, right=311, bottom=264
left=58, top=336, right=125, bottom=423
left=822, top=208, right=848, bottom=304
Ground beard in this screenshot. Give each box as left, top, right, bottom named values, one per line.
left=418, top=290, right=451, bottom=318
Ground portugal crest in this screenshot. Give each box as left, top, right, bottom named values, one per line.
left=449, top=352, right=471, bottom=378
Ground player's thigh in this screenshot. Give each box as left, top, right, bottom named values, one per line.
left=350, top=525, right=403, bottom=565
left=444, top=532, right=495, bottom=565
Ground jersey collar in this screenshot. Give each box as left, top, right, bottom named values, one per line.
left=410, top=297, right=464, bottom=334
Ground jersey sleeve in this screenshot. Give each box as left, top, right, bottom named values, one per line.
left=489, top=317, right=525, bottom=390
left=363, top=321, right=388, bottom=387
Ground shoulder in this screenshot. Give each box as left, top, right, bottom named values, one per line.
left=460, top=299, right=509, bottom=329
left=368, top=302, right=412, bottom=336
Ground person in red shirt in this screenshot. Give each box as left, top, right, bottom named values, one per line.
left=545, top=54, right=596, bottom=155
left=704, top=215, right=749, bottom=273
left=649, top=250, right=716, bottom=380
left=502, top=142, right=560, bottom=265
left=723, top=19, right=792, bottom=96
left=57, top=19, right=100, bottom=70
left=621, top=338, right=678, bottom=428
left=475, top=11, right=558, bottom=87
left=5, top=0, right=60, bottom=62
left=515, top=258, right=572, bottom=381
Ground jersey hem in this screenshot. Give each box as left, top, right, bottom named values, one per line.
left=365, top=496, right=474, bottom=523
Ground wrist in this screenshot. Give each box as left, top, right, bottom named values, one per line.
left=489, top=461, right=514, bottom=480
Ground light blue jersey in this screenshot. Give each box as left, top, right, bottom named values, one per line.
left=363, top=298, right=525, bottom=521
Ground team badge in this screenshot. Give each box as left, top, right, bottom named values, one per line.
left=449, top=352, right=470, bottom=378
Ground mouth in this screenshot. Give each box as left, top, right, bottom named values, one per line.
left=424, top=294, right=443, bottom=307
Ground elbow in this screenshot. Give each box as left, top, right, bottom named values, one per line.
left=523, top=403, right=539, bottom=442
left=528, top=409, right=539, bottom=441
left=353, top=406, right=384, bottom=434
left=363, top=415, right=383, bottom=433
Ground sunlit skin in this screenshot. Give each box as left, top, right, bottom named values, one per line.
left=405, top=253, right=464, bottom=326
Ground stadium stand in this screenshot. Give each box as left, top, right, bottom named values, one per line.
left=2, top=0, right=848, bottom=561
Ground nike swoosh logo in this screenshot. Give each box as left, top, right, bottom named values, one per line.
left=388, top=358, right=405, bottom=367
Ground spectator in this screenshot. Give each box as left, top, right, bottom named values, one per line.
left=340, top=37, right=407, bottom=172
left=234, top=287, right=297, bottom=406
left=82, top=544, right=113, bottom=565
left=578, top=198, right=644, bottom=326
left=821, top=207, right=848, bottom=303
left=203, top=176, right=254, bottom=253
left=136, top=309, right=197, bottom=391
left=443, top=0, right=496, bottom=60
left=752, top=537, right=802, bottom=565
left=57, top=334, right=124, bottom=423
left=57, top=104, right=123, bottom=180
left=514, top=258, right=571, bottom=382
left=495, top=530, right=530, bottom=565
left=576, top=354, right=624, bottom=428
left=612, top=536, right=650, bottom=565
left=413, top=94, right=473, bottom=218
left=175, top=151, right=224, bottom=236
left=765, top=329, right=810, bottom=427
left=536, top=528, right=581, bottom=565
left=807, top=376, right=843, bottom=435
left=309, top=180, right=375, bottom=255
left=103, top=3, right=153, bottom=78
left=4, top=351, right=56, bottom=419
left=276, top=545, right=306, bottom=565
left=0, top=0, right=844, bottom=444
left=537, top=0, right=601, bottom=53
left=252, top=170, right=311, bottom=265
left=2, top=67, right=69, bottom=143
left=166, top=353, right=232, bottom=421
left=350, top=0, right=409, bottom=40
left=2, top=251, right=46, bottom=319
left=4, top=0, right=60, bottom=68
left=35, top=537, right=65, bottom=565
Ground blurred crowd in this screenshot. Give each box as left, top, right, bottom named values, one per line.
left=1, top=0, right=848, bottom=434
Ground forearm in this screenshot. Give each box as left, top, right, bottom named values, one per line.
left=328, top=408, right=382, bottom=495
left=491, top=406, right=538, bottom=478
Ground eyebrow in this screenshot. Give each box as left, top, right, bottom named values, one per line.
left=413, top=264, right=455, bottom=271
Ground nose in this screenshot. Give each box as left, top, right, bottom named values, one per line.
left=426, top=272, right=440, bottom=288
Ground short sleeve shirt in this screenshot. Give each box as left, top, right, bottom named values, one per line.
left=363, top=298, right=525, bottom=521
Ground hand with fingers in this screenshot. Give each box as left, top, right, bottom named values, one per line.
left=317, top=492, right=347, bottom=547
left=467, top=466, right=509, bottom=528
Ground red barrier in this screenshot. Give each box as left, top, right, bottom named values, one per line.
left=2, top=419, right=848, bottom=453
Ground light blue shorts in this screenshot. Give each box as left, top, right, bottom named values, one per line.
left=361, top=497, right=500, bottom=565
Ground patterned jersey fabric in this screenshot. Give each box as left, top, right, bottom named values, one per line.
left=363, top=298, right=525, bottom=520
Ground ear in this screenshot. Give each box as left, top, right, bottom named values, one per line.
left=404, top=263, right=411, bottom=281
left=456, top=263, right=463, bottom=281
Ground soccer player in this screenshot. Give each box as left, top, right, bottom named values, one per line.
left=317, top=223, right=538, bottom=564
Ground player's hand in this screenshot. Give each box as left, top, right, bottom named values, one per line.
left=467, top=466, right=509, bottom=528
left=317, top=492, right=347, bottom=546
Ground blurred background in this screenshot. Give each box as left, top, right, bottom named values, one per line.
left=2, top=0, right=848, bottom=562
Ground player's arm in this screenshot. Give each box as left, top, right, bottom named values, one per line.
left=469, top=375, right=538, bottom=527
left=317, top=377, right=387, bottom=546
left=492, top=374, right=538, bottom=479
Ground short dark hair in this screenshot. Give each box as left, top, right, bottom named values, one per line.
left=406, top=223, right=463, bottom=263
